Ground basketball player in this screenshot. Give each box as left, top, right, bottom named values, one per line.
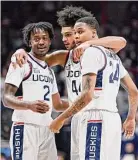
left=11, top=6, right=127, bottom=160
left=2, top=22, right=69, bottom=160
left=49, top=16, right=138, bottom=160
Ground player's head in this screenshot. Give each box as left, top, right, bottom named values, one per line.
left=22, top=22, right=54, bottom=57
left=57, top=6, right=93, bottom=50
left=74, top=16, right=100, bottom=46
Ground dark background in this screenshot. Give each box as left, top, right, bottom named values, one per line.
left=1, top=1, right=138, bottom=160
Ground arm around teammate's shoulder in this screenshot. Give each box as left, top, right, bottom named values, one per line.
left=45, top=50, right=69, bottom=67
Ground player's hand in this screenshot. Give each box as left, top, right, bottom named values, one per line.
left=49, top=118, right=65, bottom=133
left=27, top=100, right=50, bottom=113
left=72, top=42, right=90, bottom=62
left=122, top=118, right=135, bottom=139
left=11, top=49, right=28, bottom=69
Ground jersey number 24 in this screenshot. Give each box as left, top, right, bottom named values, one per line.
left=109, top=63, right=119, bottom=83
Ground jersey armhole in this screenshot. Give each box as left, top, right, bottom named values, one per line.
left=63, top=51, right=70, bottom=68
left=92, top=46, right=107, bottom=72
left=23, top=60, right=32, bottom=81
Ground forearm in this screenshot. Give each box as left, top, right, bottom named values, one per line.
left=127, top=93, right=138, bottom=120
left=45, top=50, right=68, bottom=67
left=3, top=94, right=29, bottom=110
left=56, top=92, right=92, bottom=121
left=55, top=99, right=69, bottom=112
left=87, top=36, right=126, bottom=52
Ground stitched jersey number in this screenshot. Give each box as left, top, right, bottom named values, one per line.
left=44, top=85, right=50, bottom=101
left=72, top=80, right=81, bottom=95
left=109, top=63, right=119, bottom=83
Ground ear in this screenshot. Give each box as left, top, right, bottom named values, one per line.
left=92, top=30, right=97, bottom=38
left=49, top=40, right=51, bottom=45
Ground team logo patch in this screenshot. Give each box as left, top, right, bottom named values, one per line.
left=65, top=64, right=71, bottom=70
left=33, top=68, right=40, bottom=73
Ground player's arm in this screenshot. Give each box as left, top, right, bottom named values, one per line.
left=3, top=83, right=29, bottom=110
left=45, top=50, right=69, bottom=67
left=86, top=36, right=127, bottom=53
left=11, top=49, right=69, bottom=68
left=52, top=93, right=69, bottom=111
left=73, top=36, right=126, bottom=62
left=3, top=84, right=49, bottom=113
left=121, top=74, right=138, bottom=120
left=121, top=74, right=138, bottom=138
left=49, top=47, right=103, bottom=132
left=49, top=73, right=96, bottom=133
left=2, top=64, right=49, bottom=113
left=54, top=73, right=96, bottom=118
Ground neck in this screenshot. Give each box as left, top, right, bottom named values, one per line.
left=30, top=50, right=46, bottom=61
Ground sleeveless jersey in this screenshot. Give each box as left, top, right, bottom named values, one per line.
left=64, top=50, right=82, bottom=105
left=5, top=53, right=58, bottom=126
left=81, top=46, right=128, bottom=112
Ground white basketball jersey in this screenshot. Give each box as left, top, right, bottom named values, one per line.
left=5, top=53, right=58, bottom=126
left=64, top=50, right=82, bottom=105
left=81, top=46, right=128, bottom=112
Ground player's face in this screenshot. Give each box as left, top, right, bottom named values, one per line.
left=30, top=28, right=51, bottom=57
left=74, top=22, right=96, bottom=46
left=61, top=27, right=76, bottom=50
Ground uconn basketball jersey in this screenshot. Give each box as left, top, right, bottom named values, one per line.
left=64, top=50, right=82, bottom=105
left=5, top=53, right=58, bottom=126
left=81, top=46, right=128, bottom=112
left=75, top=46, right=128, bottom=160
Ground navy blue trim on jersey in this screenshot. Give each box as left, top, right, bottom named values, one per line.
left=92, top=46, right=107, bottom=72
left=92, top=46, right=107, bottom=88
left=48, top=68, right=54, bottom=79
left=23, top=60, right=32, bottom=81
left=95, top=70, right=103, bottom=88
left=85, top=120, right=102, bottom=160
left=13, top=124, right=24, bottom=160
left=64, top=51, right=70, bottom=69
left=28, top=53, right=47, bottom=69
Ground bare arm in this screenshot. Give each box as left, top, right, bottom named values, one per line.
left=3, top=83, right=49, bottom=113
left=12, top=49, right=69, bottom=68
left=3, top=83, right=29, bottom=110
left=87, top=36, right=127, bottom=53
left=45, top=50, right=69, bottom=67
left=52, top=93, right=69, bottom=112
left=121, top=74, right=138, bottom=120
left=54, top=73, right=96, bottom=121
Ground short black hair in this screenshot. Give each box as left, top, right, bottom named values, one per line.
left=22, top=22, right=54, bottom=47
left=76, top=16, right=100, bottom=36
left=57, top=5, right=93, bottom=27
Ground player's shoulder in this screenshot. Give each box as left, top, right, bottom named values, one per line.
left=83, top=45, right=105, bottom=59
left=85, top=45, right=106, bottom=53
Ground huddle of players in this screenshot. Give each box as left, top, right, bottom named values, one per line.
left=3, top=5, right=138, bottom=160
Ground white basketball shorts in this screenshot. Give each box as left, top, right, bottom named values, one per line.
left=71, top=110, right=122, bottom=160
left=10, top=122, right=57, bottom=160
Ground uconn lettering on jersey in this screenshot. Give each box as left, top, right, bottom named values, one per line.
left=66, top=70, right=81, bottom=78
left=32, top=74, right=53, bottom=84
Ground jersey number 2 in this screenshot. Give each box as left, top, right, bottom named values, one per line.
left=44, top=85, right=50, bottom=101
left=72, top=80, right=81, bottom=95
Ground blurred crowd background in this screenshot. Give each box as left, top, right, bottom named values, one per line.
left=1, top=1, right=138, bottom=160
